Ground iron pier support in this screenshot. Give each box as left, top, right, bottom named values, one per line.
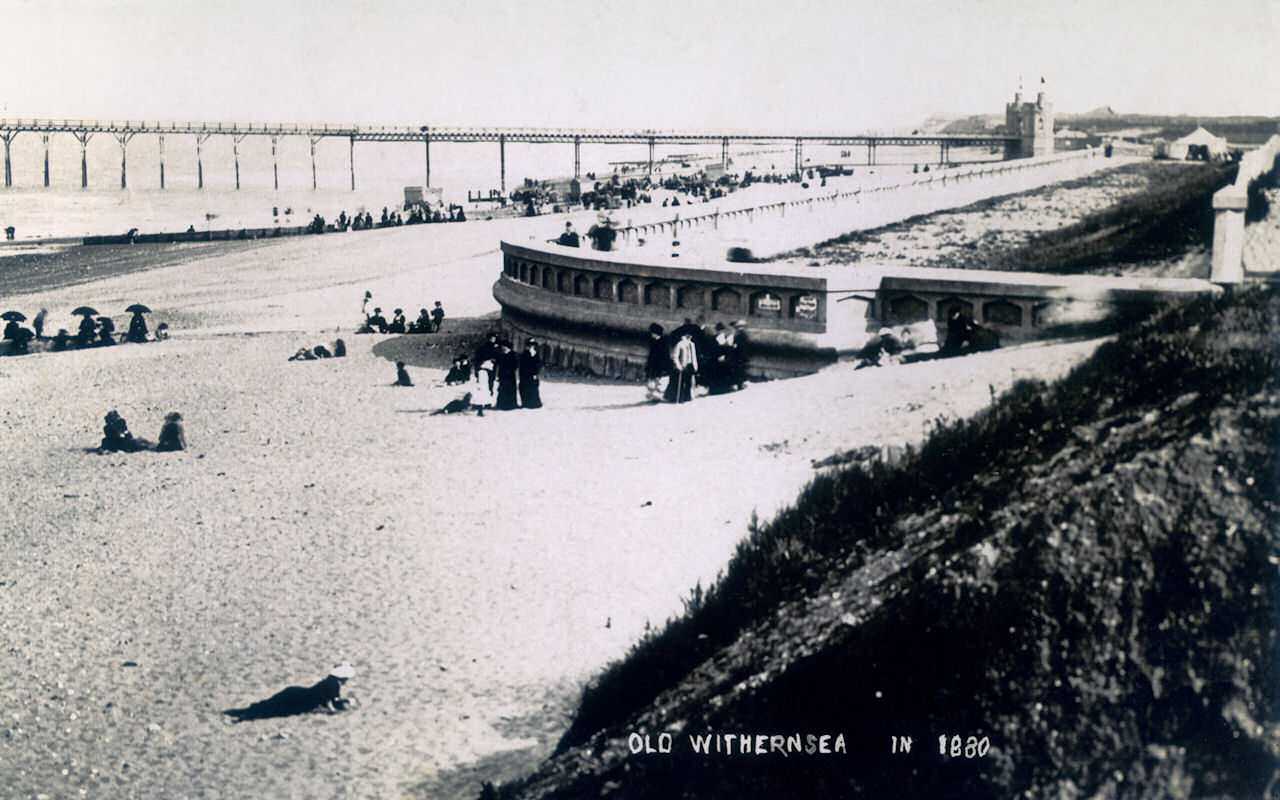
left=499, top=133, right=506, bottom=196
left=158, top=134, right=165, bottom=189
left=1, top=131, right=15, bottom=188
left=232, top=134, right=244, bottom=189
left=310, top=136, right=320, bottom=190
left=196, top=133, right=211, bottom=189
left=42, top=134, right=50, bottom=187
left=349, top=135, right=355, bottom=190
left=794, top=138, right=803, bottom=179
left=423, top=131, right=431, bottom=188
left=74, top=132, right=92, bottom=188
left=114, top=132, right=134, bottom=189
left=271, top=135, right=279, bottom=191
left=574, top=135, right=580, bottom=181
left=721, top=137, right=728, bottom=168
left=648, top=137, right=654, bottom=177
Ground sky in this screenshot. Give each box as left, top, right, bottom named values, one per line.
left=0, top=0, right=1276, bottom=132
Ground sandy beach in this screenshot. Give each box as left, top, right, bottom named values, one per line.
left=0, top=172, right=1182, bottom=798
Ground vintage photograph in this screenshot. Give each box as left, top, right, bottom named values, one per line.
left=0, top=1, right=1276, bottom=797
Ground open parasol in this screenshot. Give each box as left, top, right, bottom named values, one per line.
left=1, top=310, right=27, bottom=322
left=125, top=303, right=152, bottom=314
left=72, top=306, right=100, bottom=316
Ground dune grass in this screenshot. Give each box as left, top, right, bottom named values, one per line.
left=557, top=284, right=1279, bottom=754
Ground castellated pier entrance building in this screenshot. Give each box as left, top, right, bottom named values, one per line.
left=1005, top=80, right=1055, bottom=159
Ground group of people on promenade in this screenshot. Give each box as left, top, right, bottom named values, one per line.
left=646, top=319, right=750, bottom=403
left=97, top=409, right=186, bottom=453
left=357, top=292, right=446, bottom=335
left=4, top=305, right=168, bottom=355
left=556, top=217, right=620, bottom=252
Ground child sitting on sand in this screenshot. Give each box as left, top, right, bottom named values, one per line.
left=393, top=361, right=413, bottom=386
left=99, top=410, right=151, bottom=452
left=155, top=412, right=186, bottom=452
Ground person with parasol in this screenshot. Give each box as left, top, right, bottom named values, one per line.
left=73, top=306, right=99, bottom=348
left=125, top=304, right=151, bottom=343
left=2, top=311, right=33, bottom=353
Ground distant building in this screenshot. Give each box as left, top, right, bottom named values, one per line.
left=1054, top=128, right=1101, bottom=151
left=1005, top=79, right=1055, bottom=159
left=1158, top=127, right=1229, bottom=161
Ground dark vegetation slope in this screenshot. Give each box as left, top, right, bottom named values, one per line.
left=485, top=287, right=1280, bottom=799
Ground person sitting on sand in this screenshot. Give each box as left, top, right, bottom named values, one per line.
left=394, top=360, right=413, bottom=386
left=3, top=320, right=33, bottom=353
left=126, top=310, right=149, bottom=343
left=388, top=309, right=407, bottom=334
left=155, top=412, right=186, bottom=452
left=445, top=354, right=471, bottom=385
left=154, top=323, right=170, bottom=341
left=53, top=329, right=70, bottom=351
left=411, top=308, right=432, bottom=333
left=97, top=316, right=116, bottom=346
left=99, top=410, right=149, bottom=452
left=313, top=344, right=332, bottom=359
left=224, top=663, right=356, bottom=722
left=289, top=348, right=317, bottom=361
left=360, top=307, right=388, bottom=334
left=431, top=392, right=473, bottom=415
left=77, top=315, right=96, bottom=348
left=332, top=338, right=346, bottom=357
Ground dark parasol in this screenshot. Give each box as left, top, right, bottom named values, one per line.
left=1, top=310, right=27, bottom=322
left=72, top=306, right=100, bottom=316
left=125, top=304, right=152, bottom=314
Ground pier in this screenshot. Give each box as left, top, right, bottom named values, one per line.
left=0, top=118, right=1019, bottom=192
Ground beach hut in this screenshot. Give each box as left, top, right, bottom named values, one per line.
left=1161, top=127, right=1229, bottom=160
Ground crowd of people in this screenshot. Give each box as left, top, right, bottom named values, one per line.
left=432, top=332, right=543, bottom=415
left=356, top=292, right=446, bottom=335
left=307, top=203, right=467, bottom=235
left=3, top=305, right=168, bottom=355
left=645, top=319, right=751, bottom=403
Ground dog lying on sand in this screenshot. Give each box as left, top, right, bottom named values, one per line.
left=224, top=663, right=355, bottom=722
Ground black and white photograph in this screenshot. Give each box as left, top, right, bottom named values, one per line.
left=0, top=1, right=1277, bottom=797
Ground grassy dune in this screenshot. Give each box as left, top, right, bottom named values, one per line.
left=492, top=286, right=1279, bottom=799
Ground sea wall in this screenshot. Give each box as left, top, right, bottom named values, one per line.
left=494, top=242, right=838, bottom=379
left=1212, top=134, right=1280, bottom=282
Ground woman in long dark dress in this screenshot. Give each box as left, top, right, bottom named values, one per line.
left=494, top=341, right=519, bottom=410
left=518, top=339, right=542, bottom=409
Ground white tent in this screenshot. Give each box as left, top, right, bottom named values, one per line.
left=1162, top=127, right=1229, bottom=160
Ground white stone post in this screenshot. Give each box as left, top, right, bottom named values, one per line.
left=1210, top=188, right=1248, bottom=284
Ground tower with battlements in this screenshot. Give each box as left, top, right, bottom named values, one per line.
left=1005, top=78, right=1055, bottom=159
